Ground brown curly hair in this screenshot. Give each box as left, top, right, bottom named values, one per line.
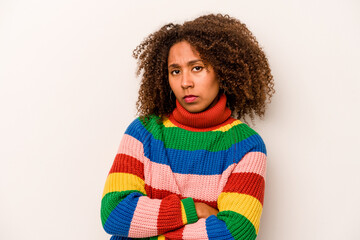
left=133, top=13, right=275, bottom=124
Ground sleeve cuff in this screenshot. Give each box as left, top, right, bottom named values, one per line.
left=181, top=197, right=198, bottom=224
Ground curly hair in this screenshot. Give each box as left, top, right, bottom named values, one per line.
left=133, top=13, right=275, bottom=124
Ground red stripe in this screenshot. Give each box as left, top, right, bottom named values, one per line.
left=108, top=153, right=144, bottom=179
left=145, top=184, right=218, bottom=209
left=157, top=195, right=184, bottom=233
left=168, top=115, right=237, bottom=132
left=145, top=184, right=176, bottom=199
left=223, top=172, right=265, bottom=205
left=164, top=226, right=185, bottom=239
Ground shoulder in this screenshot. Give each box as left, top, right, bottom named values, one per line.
left=124, top=114, right=162, bottom=141
left=229, top=119, right=267, bottom=156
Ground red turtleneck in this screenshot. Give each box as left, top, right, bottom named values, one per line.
left=168, top=94, right=236, bottom=131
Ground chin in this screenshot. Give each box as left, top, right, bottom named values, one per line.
left=185, top=106, right=206, bottom=113
left=180, top=100, right=208, bottom=113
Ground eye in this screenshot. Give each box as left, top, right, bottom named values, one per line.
left=170, top=69, right=180, bottom=75
left=193, top=66, right=203, bottom=72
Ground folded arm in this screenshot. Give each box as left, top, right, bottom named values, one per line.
left=162, top=145, right=267, bottom=240
left=101, top=131, right=198, bottom=238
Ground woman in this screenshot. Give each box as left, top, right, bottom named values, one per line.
left=101, top=13, right=275, bottom=240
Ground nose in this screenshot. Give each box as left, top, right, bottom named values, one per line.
left=181, top=71, right=194, bottom=89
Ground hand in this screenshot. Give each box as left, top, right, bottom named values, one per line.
left=194, top=202, right=219, bottom=219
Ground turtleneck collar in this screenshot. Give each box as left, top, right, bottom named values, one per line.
left=169, top=94, right=231, bottom=129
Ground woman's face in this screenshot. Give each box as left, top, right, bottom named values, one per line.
left=168, top=41, right=220, bottom=113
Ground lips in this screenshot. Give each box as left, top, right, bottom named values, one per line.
left=184, top=95, right=198, bottom=103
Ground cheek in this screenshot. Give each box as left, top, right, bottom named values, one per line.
left=169, top=81, right=181, bottom=98
left=209, top=78, right=220, bottom=93
left=168, top=80, right=176, bottom=92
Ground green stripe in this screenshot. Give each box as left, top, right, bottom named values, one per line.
left=100, top=190, right=145, bottom=226
left=217, top=210, right=257, bottom=239
left=140, top=115, right=258, bottom=151
left=181, top=197, right=198, bottom=224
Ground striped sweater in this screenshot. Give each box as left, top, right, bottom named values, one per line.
left=101, top=94, right=267, bottom=239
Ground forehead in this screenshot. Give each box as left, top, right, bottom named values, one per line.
left=168, top=41, right=201, bottom=65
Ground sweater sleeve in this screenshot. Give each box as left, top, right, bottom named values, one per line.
left=161, top=138, right=267, bottom=240
left=100, top=120, right=198, bottom=239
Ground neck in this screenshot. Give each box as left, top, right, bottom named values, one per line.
left=170, top=94, right=231, bottom=128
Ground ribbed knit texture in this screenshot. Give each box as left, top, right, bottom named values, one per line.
left=181, top=198, right=198, bottom=224
left=171, top=94, right=231, bottom=129
left=101, top=94, right=267, bottom=240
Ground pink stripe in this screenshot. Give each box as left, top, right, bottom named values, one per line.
left=145, top=161, right=236, bottom=202
left=233, top=152, right=267, bottom=179
left=173, top=166, right=234, bottom=202
left=145, top=152, right=266, bottom=202
left=128, top=197, right=161, bottom=238
left=117, top=134, right=146, bottom=164
left=138, top=152, right=266, bottom=205
left=182, top=218, right=209, bottom=239
left=144, top=161, right=181, bottom=194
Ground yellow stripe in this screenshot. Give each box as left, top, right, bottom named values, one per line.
left=102, top=172, right=146, bottom=198
left=162, top=117, right=176, bottom=128
left=218, top=192, right=263, bottom=234
left=162, top=117, right=242, bottom=132
left=180, top=201, right=187, bottom=225
left=212, top=120, right=242, bottom=132
left=158, top=235, right=166, bottom=240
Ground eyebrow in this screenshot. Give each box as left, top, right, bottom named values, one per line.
left=168, top=59, right=203, bottom=68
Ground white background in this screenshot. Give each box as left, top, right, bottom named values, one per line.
left=1, top=0, right=359, bottom=239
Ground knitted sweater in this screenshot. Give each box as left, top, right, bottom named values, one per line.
left=101, top=94, right=267, bottom=240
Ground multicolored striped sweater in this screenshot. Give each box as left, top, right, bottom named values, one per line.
left=101, top=94, right=267, bottom=239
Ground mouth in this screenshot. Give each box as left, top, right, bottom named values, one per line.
left=183, top=95, right=198, bottom=103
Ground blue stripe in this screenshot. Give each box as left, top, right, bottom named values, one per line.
left=164, top=135, right=265, bottom=175
left=124, top=118, right=146, bottom=142
left=103, top=192, right=141, bottom=236
left=125, top=118, right=266, bottom=175
left=206, top=215, right=234, bottom=240
left=110, top=236, right=132, bottom=240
